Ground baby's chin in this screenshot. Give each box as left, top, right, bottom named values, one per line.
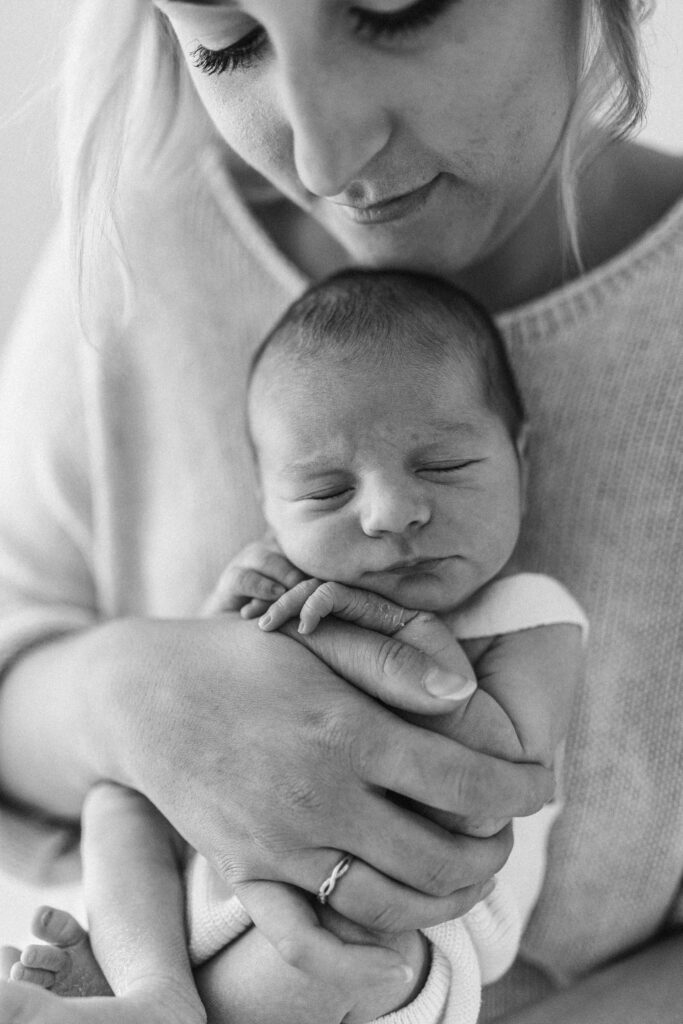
left=342, top=572, right=471, bottom=614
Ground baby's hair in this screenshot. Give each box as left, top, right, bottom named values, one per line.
left=248, top=269, right=525, bottom=439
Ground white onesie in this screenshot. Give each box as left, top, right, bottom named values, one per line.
left=186, top=573, right=588, bottom=1024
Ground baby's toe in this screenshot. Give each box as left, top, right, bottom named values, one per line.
left=31, top=906, right=87, bottom=948
left=22, top=943, right=68, bottom=974
left=0, top=945, right=20, bottom=980
left=10, top=962, right=56, bottom=989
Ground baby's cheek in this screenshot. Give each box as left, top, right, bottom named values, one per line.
left=285, top=526, right=354, bottom=582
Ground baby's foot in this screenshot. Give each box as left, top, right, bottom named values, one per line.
left=0, top=980, right=205, bottom=1024
left=10, top=905, right=112, bottom=997
left=0, top=944, right=20, bottom=979
left=1, top=905, right=206, bottom=1024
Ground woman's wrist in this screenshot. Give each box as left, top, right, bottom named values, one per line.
left=0, top=621, right=130, bottom=819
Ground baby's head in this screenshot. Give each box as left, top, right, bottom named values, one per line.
left=248, top=270, right=526, bottom=613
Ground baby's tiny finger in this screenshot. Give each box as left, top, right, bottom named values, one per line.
left=235, top=568, right=286, bottom=602
left=241, top=598, right=271, bottom=619
left=257, top=551, right=307, bottom=590
left=259, top=579, right=322, bottom=631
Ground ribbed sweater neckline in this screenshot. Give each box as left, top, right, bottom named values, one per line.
left=203, top=146, right=683, bottom=343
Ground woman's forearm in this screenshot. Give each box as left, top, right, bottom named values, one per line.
left=0, top=621, right=128, bottom=819
left=500, top=933, right=683, bottom=1024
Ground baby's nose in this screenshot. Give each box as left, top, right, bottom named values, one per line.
left=360, top=484, right=431, bottom=537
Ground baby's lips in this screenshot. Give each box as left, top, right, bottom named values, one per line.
left=424, top=668, right=476, bottom=701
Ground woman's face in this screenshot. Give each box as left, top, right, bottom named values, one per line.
left=156, top=0, right=580, bottom=275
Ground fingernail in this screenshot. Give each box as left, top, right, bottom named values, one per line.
left=424, top=669, right=476, bottom=700
left=395, top=964, right=414, bottom=985
left=285, top=571, right=301, bottom=588
left=270, top=584, right=285, bottom=598
left=481, top=879, right=496, bottom=899
left=258, top=614, right=272, bottom=629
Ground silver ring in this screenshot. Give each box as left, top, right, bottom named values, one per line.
left=317, top=854, right=353, bottom=905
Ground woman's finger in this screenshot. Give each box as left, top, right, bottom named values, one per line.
left=360, top=711, right=553, bottom=820
left=233, top=879, right=412, bottom=986
left=272, top=844, right=502, bottom=934
left=263, top=797, right=512, bottom=916
left=282, top=616, right=476, bottom=710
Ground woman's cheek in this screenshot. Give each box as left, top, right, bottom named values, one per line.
left=205, top=79, right=298, bottom=194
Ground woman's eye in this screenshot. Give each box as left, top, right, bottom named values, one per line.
left=350, top=0, right=456, bottom=41
left=191, top=24, right=267, bottom=76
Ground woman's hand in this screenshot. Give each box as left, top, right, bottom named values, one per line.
left=73, top=615, right=551, bottom=979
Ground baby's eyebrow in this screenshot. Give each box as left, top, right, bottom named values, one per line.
left=280, top=458, right=341, bottom=477
left=155, top=0, right=232, bottom=10
left=427, top=419, right=480, bottom=437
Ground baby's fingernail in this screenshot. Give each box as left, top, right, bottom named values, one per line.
left=270, top=584, right=285, bottom=598
left=481, top=879, right=496, bottom=899
left=424, top=669, right=476, bottom=701
left=392, top=964, right=414, bottom=984
left=258, top=614, right=272, bottom=629
left=285, top=571, right=301, bottom=588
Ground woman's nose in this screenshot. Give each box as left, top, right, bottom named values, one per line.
left=360, top=483, right=431, bottom=538
left=275, top=52, right=391, bottom=197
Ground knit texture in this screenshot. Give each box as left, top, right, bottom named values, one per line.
left=0, top=149, right=682, bottom=1020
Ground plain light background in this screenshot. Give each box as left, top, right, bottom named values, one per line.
left=0, top=2, right=682, bottom=946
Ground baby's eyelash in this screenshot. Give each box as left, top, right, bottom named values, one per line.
left=190, top=0, right=456, bottom=77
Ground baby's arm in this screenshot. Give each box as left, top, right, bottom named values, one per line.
left=196, top=906, right=427, bottom=1024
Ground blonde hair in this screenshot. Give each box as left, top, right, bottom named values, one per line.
left=59, top=0, right=651, bottom=326
left=559, top=0, right=652, bottom=261
left=59, top=0, right=214, bottom=331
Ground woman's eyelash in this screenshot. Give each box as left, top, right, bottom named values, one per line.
left=190, top=0, right=455, bottom=77
left=351, top=0, right=456, bottom=40
left=191, top=25, right=266, bottom=76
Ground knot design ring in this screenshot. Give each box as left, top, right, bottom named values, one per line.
left=317, top=854, right=353, bottom=905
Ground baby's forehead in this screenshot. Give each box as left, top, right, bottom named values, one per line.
left=249, top=347, right=495, bottom=462
left=251, top=335, right=480, bottom=397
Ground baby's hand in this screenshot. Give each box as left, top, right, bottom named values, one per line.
left=259, top=579, right=416, bottom=635
left=316, top=906, right=429, bottom=1024
left=202, top=540, right=306, bottom=619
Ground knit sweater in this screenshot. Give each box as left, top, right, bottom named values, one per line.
left=0, top=149, right=682, bottom=1021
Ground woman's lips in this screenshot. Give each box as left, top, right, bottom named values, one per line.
left=331, top=176, right=441, bottom=225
